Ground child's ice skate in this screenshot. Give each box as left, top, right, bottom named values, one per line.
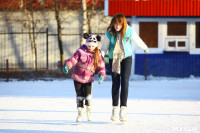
left=110, top=106, right=119, bottom=121
left=119, top=106, right=127, bottom=122
left=76, top=107, right=83, bottom=122
left=86, top=106, right=92, bottom=121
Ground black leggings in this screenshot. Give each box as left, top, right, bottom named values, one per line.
left=74, top=80, right=92, bottom=107
left=109, top=56, right=132, bottom=107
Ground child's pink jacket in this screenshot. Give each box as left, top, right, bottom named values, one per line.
left=65, top=45, right=106, bottom=83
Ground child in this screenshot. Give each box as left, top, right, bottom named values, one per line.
left=63, top=33, right=106, bottom=122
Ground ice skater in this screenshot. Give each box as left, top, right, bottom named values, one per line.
left=101, top=13, right=149, bottom=122
left=63, top=33, right=106, bottom=122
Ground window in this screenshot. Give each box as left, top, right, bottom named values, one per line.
left=126, top=17, right=131, bottom=26
left=196, top=22, right=200, bottom=48
left=139, top=22, right=158, bottom=48
left=167, top=22, right=187, bottom=36
left=178, top=41, right=185, bottom=47
left=166, top=39, right=188, bottom=51
left=168, top=41, right=175, bottom=47
left=165, top=22, right=188, bottom=51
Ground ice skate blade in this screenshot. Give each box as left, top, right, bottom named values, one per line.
left=110, top=118, right=117, bottom=121
left=77, top=122, right=81, bottom=125
left=76, top=119, right=82, bottom=123
left=111, top=118, right=117, bottom=121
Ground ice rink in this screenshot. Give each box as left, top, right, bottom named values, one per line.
left=0, top=77, right=200, bottom=133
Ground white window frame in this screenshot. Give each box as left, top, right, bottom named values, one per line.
left=165, top=38, right=189, bottom=51
left=131, top=17, right=162, bottom=54
left=165, top=21, right=189, bottom=51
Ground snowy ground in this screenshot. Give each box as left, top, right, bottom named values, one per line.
left=0, top=76, right=200, bottom=133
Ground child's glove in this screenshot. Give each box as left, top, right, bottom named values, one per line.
left=98, top=75, right=104, bottom=84
left=63, top=65, right=68, bottom=74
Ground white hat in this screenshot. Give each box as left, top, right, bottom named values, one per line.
left=83, top=33, right=101, bottom=47
left=86, top=35, right=98, bottom=47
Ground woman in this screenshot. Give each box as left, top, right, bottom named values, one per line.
left=63, top=33, right=106, bottom=122
left=101, top=14, right=149, bottom=122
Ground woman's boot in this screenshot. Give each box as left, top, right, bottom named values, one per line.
left=110, top=106, right=119, bottom=121
left=119, top=106, right=127, bottom=122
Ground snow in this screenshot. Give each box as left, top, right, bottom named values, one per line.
left=0, top=76, right=200, bottom=133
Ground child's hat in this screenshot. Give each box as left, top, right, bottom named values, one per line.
left=83, top=33, right=101, bottom=47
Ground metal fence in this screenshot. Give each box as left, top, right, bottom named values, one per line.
left=0, top=30, right=105, bottom=71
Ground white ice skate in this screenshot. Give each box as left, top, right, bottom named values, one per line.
left=86, top=106, right=92, bottom=121
left=76, top=107, right=83, bottom=122
left=119, top=106, right=127, bottom=122
left=110, top=106, right=119, bottom=121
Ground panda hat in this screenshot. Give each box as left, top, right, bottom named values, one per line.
left=83, top=33, right=101, bottom=47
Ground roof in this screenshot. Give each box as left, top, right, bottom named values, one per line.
left=105, top=0, right=200, bottom=17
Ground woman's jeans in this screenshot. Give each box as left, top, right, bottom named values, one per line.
left=109, top=56, right=132, bottom=107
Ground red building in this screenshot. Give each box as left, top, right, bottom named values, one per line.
left=105, top=0, right=200, bottom=77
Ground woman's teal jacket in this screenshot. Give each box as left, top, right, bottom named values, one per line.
left=105, top=25, right=133, bottom=59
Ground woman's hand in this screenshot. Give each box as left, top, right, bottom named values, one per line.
left=144, top=49, right=149, bottom=54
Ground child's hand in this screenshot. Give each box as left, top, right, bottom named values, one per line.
left=101, top=51, right=105, bottom=57
left=98, top=75, right=104, bottom=84
left=144, top=49, right=149, bottom=54
left=63, top=65, right=68, bottom=74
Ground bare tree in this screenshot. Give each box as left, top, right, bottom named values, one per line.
left=80, top=0, right=88, bottom=45
left=24, top=9, right=37, bottom=70
left=87, top=0, right=99, bottom=34
left=0, top=0, right=40, bottom=70
left=53, top=0, right=64, bottom=69
left=81, top=0, right=102, bottom=36
left=21, top=0, right=46, bottom=71
left=2, top=0, right=103, bottom=70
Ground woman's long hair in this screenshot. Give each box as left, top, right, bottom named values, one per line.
left=107, top=13, right=127, bottom=39
left=94, top=47, right=100, bottom=70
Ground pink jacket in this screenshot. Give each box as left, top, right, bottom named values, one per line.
left=65, top=45, right=106, bottom=83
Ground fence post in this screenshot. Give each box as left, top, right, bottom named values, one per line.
left=6, top=59, right=9, bottom=82
left=46, top=28, right=49, bottom=70
left=144, top=56, right=147, bottom=80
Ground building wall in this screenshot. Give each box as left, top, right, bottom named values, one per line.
left=131, top=17, right=200, bottom=77
left=135, top=52, right=200, bottom=77
left=131, top=17, right=200, bottom=53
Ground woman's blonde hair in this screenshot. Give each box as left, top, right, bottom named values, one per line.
left=107, top=13, right=127, bottom=39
